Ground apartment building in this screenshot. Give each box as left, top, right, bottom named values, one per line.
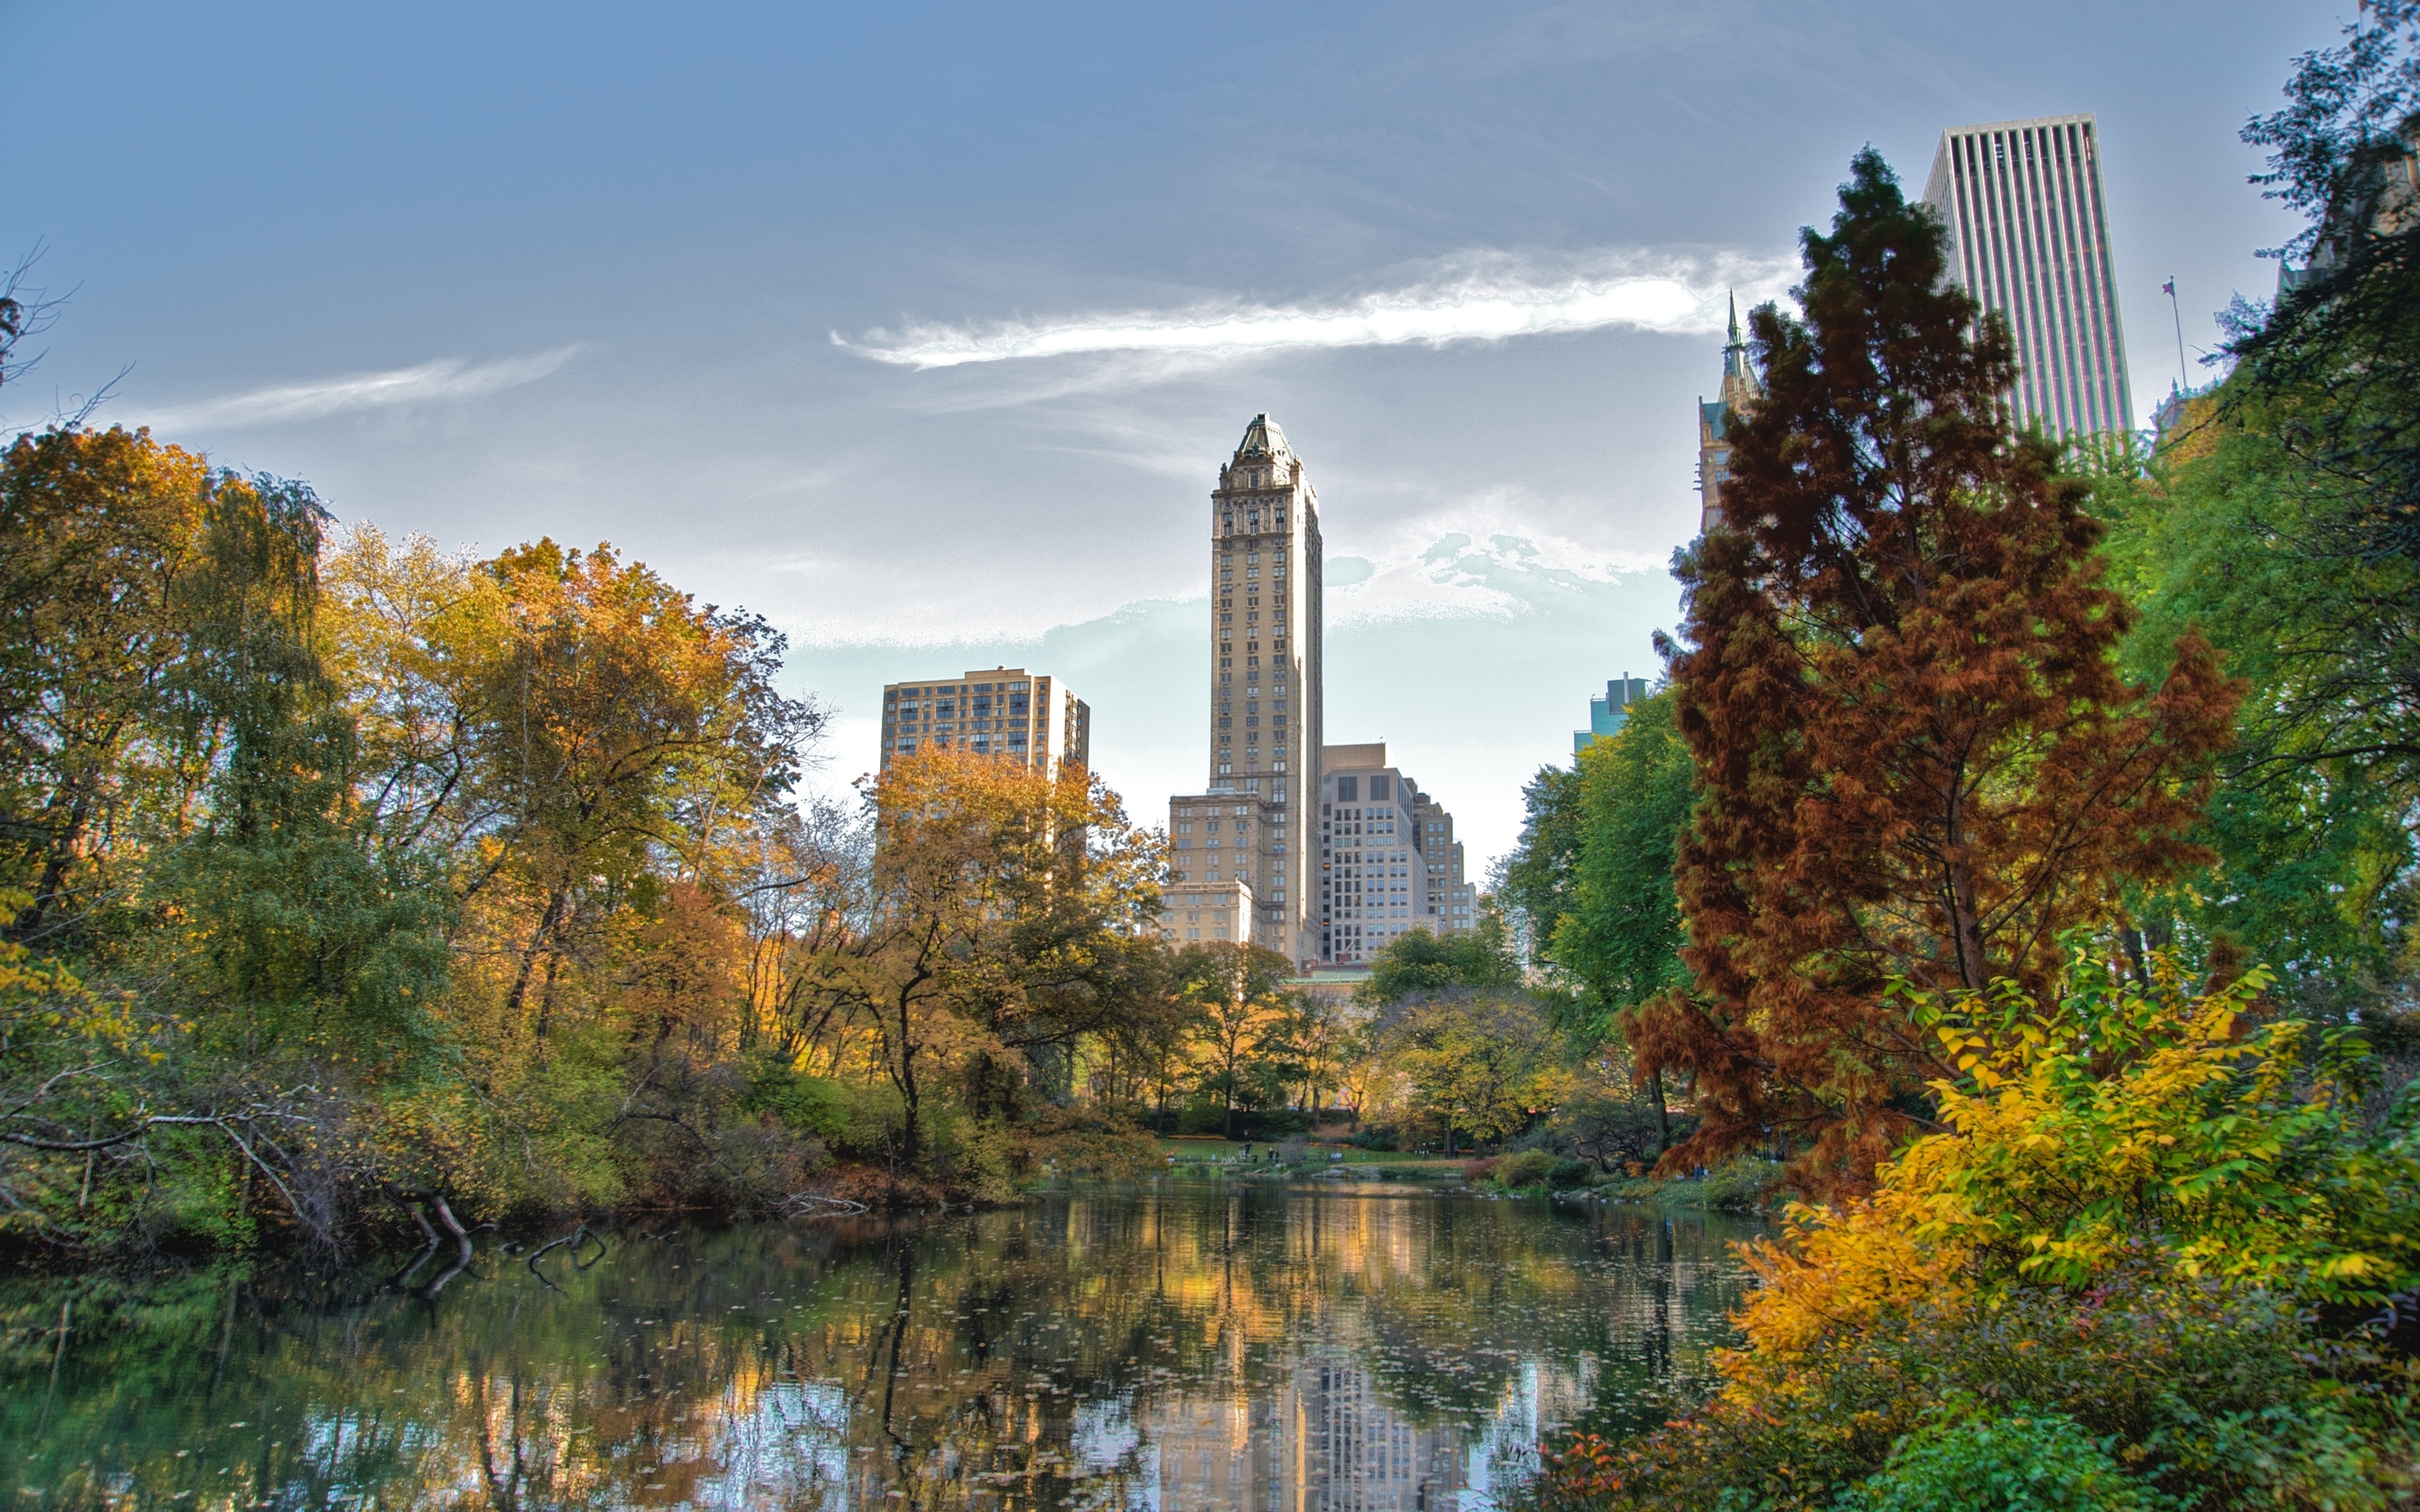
left=1319, top=743, right=1476, bottom=964
left=1161, top=793, right=1278, bottom=945
left=878, top=667, right=1089, bottom=773
left=1410, top=792, right=1478, bottom=936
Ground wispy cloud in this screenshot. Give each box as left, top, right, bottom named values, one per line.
left=1325, top=490, right=1671, bottom=629
left=840, top=249, right=1794, bottom=370
left=143, top=345, right=586, bottom=430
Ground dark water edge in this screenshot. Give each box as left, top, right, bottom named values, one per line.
left=4, top=1184, right=1765, bottom=1511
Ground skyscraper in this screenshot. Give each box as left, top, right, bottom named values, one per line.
left=1160, top=415, right=1324, bottom=967
left=1697, top=295, right=1762, bottom=533
left=1924, top=113, right=2133, bottom=438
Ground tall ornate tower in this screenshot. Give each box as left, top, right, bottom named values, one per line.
left=1698, top=295, right=1762, bottom=533
left=1158, top=415, right=1325, bottom=968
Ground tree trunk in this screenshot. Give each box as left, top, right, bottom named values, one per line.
left=510, top=883, right=572, bottom=1038
left=892, top=995, right=923, bottom=1173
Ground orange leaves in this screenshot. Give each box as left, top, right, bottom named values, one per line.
left=1646, top=154, right=2242, bottom=1194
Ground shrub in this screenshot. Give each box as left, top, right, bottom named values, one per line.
left=1350, top=1127, right=1399, bottom=1151
left=1530, top=1279, right=2416, bottom=1510
left=1547, top=1158, right=1595, bottom=1190
left=744, top=1059, right=902, bottom=1160
left=1465, top=1156, right=1502, bottom=1185
left=1849, top=1409, right=2177, bottom=1512
left=1496, top=1149, right=1560, bottom=1189
left=1528, top=951, right=2420, bottom=1510
left=1254, top=1108, right=1311, bottom=1136
left=1697, top=1156, right=1782, bottom=1211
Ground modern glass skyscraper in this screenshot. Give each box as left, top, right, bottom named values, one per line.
left=1924, top=113, right=2133, bottom=438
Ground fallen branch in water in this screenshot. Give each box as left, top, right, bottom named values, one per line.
left=526, top=1223, right=607, bottom=1291
left=783, top=1193, right=869, bottom=1219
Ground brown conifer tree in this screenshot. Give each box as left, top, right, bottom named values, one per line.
left=1634, top=150, right=2239, bottom=1193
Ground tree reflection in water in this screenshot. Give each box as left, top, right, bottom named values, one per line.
left=4, top=1188, right=1761, bottom=1509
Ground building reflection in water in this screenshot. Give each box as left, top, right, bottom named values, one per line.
left=7, top=1186, right=1763, bottom=1512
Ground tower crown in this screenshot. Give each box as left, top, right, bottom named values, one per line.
left=1233, top=412, right=1293, bottom=465
left=1722, top=293, right=1752, bottom=381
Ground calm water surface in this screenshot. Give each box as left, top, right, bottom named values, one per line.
left=5, top=1184, right=1764, bottom=1510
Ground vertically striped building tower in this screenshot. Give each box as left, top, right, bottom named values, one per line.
left=1924, top=113, right=2133, bottom=438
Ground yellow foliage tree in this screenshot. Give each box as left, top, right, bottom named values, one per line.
left=787, top=747, right=1163, bottom=1173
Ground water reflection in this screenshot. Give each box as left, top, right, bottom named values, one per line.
left=4, top=1187, right=1762, bottom=1510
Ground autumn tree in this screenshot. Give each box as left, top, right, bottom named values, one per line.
left=0, top=427, right=215, bottom=943
left=791, top=747, right=1163, bottom=1170
left=1169, top=940, right=1295, bottom=1138
left=1637, top=150, right=2240, bottom=1192
left=1387, top=993, right=1563, bottom=1156
left=463, top=540, right=821, bottom=1043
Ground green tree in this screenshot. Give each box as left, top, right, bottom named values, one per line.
left=1549, top=690, right=1691, bottom=1032
left=1355, top=926, right=1519, bottom=1007
left=2234, top=0, right=2420, bottom=610
left=1544, top=690, right=1693, bottom=1148
left=2093, top=429, right=2415, bottom=1005
left=1496, top=765, right=1582, bottom=972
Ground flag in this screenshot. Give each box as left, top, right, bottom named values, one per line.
left=2162, top=280, right=2176, bottom=296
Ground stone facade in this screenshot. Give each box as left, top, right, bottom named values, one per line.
left=1319, top=743, right=1474, bottom=964
left=1155, top=417, right=1477, bottom=968
left=1171, top=415, right=1325, bottom=965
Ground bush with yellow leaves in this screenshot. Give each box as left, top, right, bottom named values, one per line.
left=1527, top=949, right=2420, bottom=1511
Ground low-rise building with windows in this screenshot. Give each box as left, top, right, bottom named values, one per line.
left=878, top=667, right=1089, bottom=774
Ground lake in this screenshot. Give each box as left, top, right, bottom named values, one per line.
left=5, top=1183, right=1765, bottom=1510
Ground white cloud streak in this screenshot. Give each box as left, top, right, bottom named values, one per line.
left=143, top=345, right=586, bottom=430
left=840, top=250, right=1794, bottom=369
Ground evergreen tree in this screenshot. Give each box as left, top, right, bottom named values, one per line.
left=1637, top=150, right=2239, bottom=1192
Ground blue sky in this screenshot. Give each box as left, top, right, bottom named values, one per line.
left=4, top=0, right=2336, bottom=865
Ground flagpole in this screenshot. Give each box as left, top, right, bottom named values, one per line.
left=2167, top=277, right=2188, bottom=392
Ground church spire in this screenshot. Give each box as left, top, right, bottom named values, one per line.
left=1722, top=292, right=1750, bottom=380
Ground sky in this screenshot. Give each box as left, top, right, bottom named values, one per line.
left=3, top=0, right=2341, bottom=869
